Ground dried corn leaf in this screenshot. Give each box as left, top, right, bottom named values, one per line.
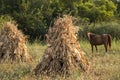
left=34, top=15, right=89, bottom=78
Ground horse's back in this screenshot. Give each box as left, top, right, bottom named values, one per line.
left=89, top=33, right=109, bottom=45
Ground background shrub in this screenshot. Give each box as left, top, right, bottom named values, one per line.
left=78, top=22, right=120, bottom=40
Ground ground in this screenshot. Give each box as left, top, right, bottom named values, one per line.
left=0, top=40, right=120, bottom=80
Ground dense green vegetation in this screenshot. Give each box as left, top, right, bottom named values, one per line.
left=0, top=0, right=120, bottom=41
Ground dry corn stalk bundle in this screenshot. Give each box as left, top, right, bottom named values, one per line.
left=0, top=22, right=31, bottom=62
left=34, top=15, right=89, bottom=77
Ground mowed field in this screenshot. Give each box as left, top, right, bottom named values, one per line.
left=0, top=40, right=120, bottom=80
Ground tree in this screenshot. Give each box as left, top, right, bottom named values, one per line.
left=0, top=0, right=118, bottom=41
left=77, top=0, right=117, bottom=24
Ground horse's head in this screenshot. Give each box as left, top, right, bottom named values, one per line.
left=86, top=32, right=92, bottom=41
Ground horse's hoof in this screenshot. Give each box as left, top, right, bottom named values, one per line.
left=105, top=52, right=108, bottom=54
left=96, top=52, right=99, bottom=54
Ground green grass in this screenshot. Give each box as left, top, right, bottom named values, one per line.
left=0, top=40, right=120, bottom=80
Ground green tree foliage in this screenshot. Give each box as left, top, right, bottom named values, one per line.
left=0, top=0, right=119, bottom=41
left=78, top=0, right=117, bottom=24
left=113, top=0, right=120, bottom=17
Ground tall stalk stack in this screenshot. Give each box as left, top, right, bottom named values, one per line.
left=0, top=22, right=31, bottom=62
left=34, top=15, right=89, bottom=77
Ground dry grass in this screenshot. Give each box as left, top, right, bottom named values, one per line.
left=0, top=40, right=120, bottom=80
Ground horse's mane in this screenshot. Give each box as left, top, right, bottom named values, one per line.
left=87, top=32, right=97, bottom=36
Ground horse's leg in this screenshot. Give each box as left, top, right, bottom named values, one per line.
left=91, top=45, right=93, bottom=53
left=95, top=45, right=98, bottom=52
left=104, top=44, right=107, bottom=52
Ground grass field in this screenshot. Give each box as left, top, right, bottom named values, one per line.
left=0, top=40, right=120, bottom=80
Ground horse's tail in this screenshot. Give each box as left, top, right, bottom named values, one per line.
left=108, top=34, right=112, bottom=48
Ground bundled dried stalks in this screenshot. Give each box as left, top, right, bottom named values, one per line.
left=34, top=15, right=89, bottom=77
left=0, top=22, right=32, bottom=62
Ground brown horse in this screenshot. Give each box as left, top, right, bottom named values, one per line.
left=86, top=32, right=112, bottom=53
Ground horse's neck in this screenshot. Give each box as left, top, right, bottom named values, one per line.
left=91, top=33, right=97, bottom=36
left=90, top=34, right=96, bottom=38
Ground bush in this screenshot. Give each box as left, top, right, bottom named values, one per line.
left=79, top=22, right=120, bottom=40
left=91, top=22, right=120, bottom=40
